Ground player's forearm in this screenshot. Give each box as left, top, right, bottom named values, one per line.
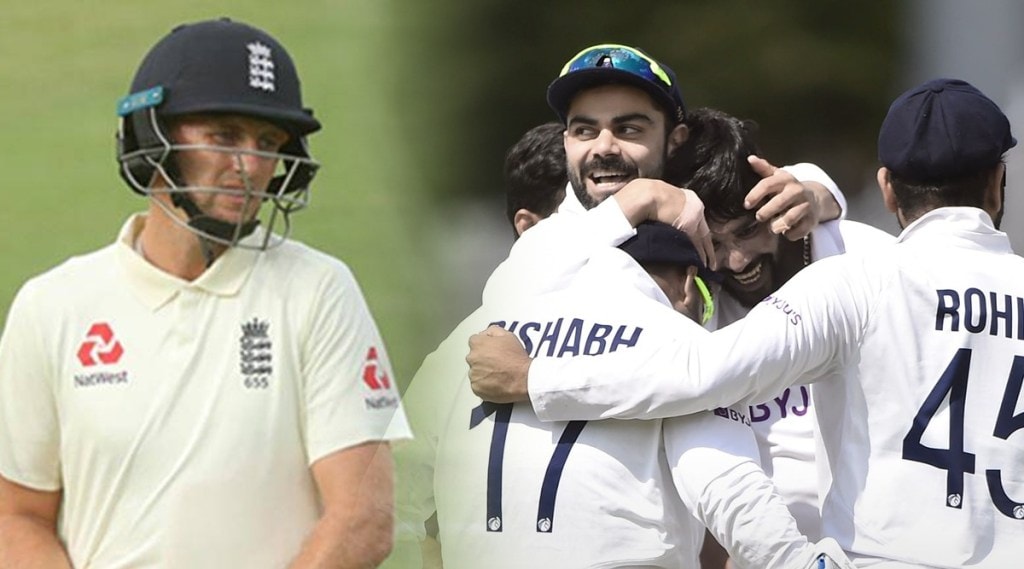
left=291, top=444, right=398, bottom=569
left=528, top=333, right=752, bottom=421
left=287, top=506, right=395, bottom=569
left=529, top=288, right=838, bottom=422
left=695, top=463, right=817, bottom=569
left=612, top=178, right=681, bottom=227
left=0, top=514, right=73, bottom=569
left=807, top=181, right=842, bottom=223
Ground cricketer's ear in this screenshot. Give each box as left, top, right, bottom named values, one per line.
left=982, top=162, right=1006, bottom=221
left=667, top=123, right=689, bottom=157
left=513, top=209, right=545, bottom=237
left=877, top=167, right=899, bottom=213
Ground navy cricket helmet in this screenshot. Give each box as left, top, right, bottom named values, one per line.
left=116, top=18, right=321, bottom=249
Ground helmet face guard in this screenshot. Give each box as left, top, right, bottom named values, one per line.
left=117, top=94, right=319, bottom=249
left=115, top=18, right=322, bottom=250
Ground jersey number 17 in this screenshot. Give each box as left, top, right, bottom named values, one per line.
left=469, top=402, right=587, bottom=533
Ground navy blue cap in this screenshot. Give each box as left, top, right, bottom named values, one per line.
left=878, top=78, right=1015, bottom=182
left=547, top=44, right=686, bottom=125
left=619, top=222, right=721, bottom=282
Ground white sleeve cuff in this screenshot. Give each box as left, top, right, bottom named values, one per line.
left=781, top=162, right=847, bottom=220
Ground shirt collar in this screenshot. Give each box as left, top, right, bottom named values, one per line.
left=896, top=207, right=1012, bottom=254
left=115, top=214, right=261, bottom=311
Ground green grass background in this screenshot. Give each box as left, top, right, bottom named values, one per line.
left=0, top=1, right=448, bottom=388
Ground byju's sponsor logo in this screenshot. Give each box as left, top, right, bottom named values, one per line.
left=713, top=407, right=752, bottom=426
left=77, top=322, right=124, bottom=367
left=240, top=317, right=272, bottom=389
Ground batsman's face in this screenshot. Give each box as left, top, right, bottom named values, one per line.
left=564, top=85, right=676, bottom=209
left=168, top=114, right=289, bottom=224
left=709, top=214, right=780, bottom=307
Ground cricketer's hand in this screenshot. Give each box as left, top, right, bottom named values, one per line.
left=467, top=325, right=531, bottom=404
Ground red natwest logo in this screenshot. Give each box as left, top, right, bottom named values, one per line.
left=362, top=347, right=391, bottom=390
left=77, top=322, right=124, bottom=367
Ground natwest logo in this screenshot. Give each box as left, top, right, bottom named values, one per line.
left=362, top=347, right=391, bottom=390
left=77, top=322, right=124, bottom=367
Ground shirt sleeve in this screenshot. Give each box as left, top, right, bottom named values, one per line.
left=386, top=350, right=445, bottom=568
left=663, top=409, right=816, bottom=569
left=391, top=328, right=466, bottom=540
left=529, top=257, right=865, bottom=422
left=303, top=261, right=411, bottom=465
left=481, top=197, right=636, bottom=306
left=781, top=162, right=847, bottom=220
left=0, top=281, right=62, bottom=490
left=389, top=308, right=492, bottom=568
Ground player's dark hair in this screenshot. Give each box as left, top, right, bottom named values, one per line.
left=665, top=107, right=763, bottom=223
left=504, top=122, right=567, bottom=231
left=886, top=165, right=996, bottom=222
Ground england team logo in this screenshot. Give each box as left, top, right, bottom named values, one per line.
left=240, top=317, right=272, bottom=389
left=247, top=41, right=275, bottom=92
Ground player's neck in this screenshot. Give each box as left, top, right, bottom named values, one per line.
left=139, top=201, right=227, bottom=281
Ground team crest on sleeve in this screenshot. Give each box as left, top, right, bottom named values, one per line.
left=240, top=317, right=272, bottom=389
left=361, top=346, right=399, bottom=410
left=74, top=321, right=129, bottom=387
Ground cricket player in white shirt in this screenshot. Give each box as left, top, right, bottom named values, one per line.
left=423, top=221, right=855, bottom=568
left=468, top=78, right=1023, bottom=568
left=0, top=19, right=409, bottom=568
left=668, top=107, right=893, bottom=549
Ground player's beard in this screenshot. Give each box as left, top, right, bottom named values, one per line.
left=723, top=254, right=776, bottom=308
left=568, top=151, right=665, bottom=211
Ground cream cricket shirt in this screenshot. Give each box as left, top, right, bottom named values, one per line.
left=0, top=214, right=410, bottom=568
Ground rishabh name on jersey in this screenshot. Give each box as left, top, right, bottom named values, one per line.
left=432, top=253, right=704, bottom=569
left=0, top=214, right=410, bottom=568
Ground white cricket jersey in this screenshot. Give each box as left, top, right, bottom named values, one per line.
left=408, top=248, right=819, bottom=568
left=711, top=219, right=893, bottom=540
left=529, top=208, right=1024, bottom=567
left=0, top=214, right=410, bottom=569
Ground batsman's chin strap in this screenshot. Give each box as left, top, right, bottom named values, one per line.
left=169, top=192, right=259, bottom=267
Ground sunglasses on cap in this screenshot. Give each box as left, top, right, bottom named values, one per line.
left=559, top=44, right=674, bottom=89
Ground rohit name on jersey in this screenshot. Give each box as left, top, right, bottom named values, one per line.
left=489, top=318, right=643, bottom=358
left=935, top=287, right=1024, bottom=338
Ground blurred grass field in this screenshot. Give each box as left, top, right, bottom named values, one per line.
left=0, top=1, right=449, bottom=388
